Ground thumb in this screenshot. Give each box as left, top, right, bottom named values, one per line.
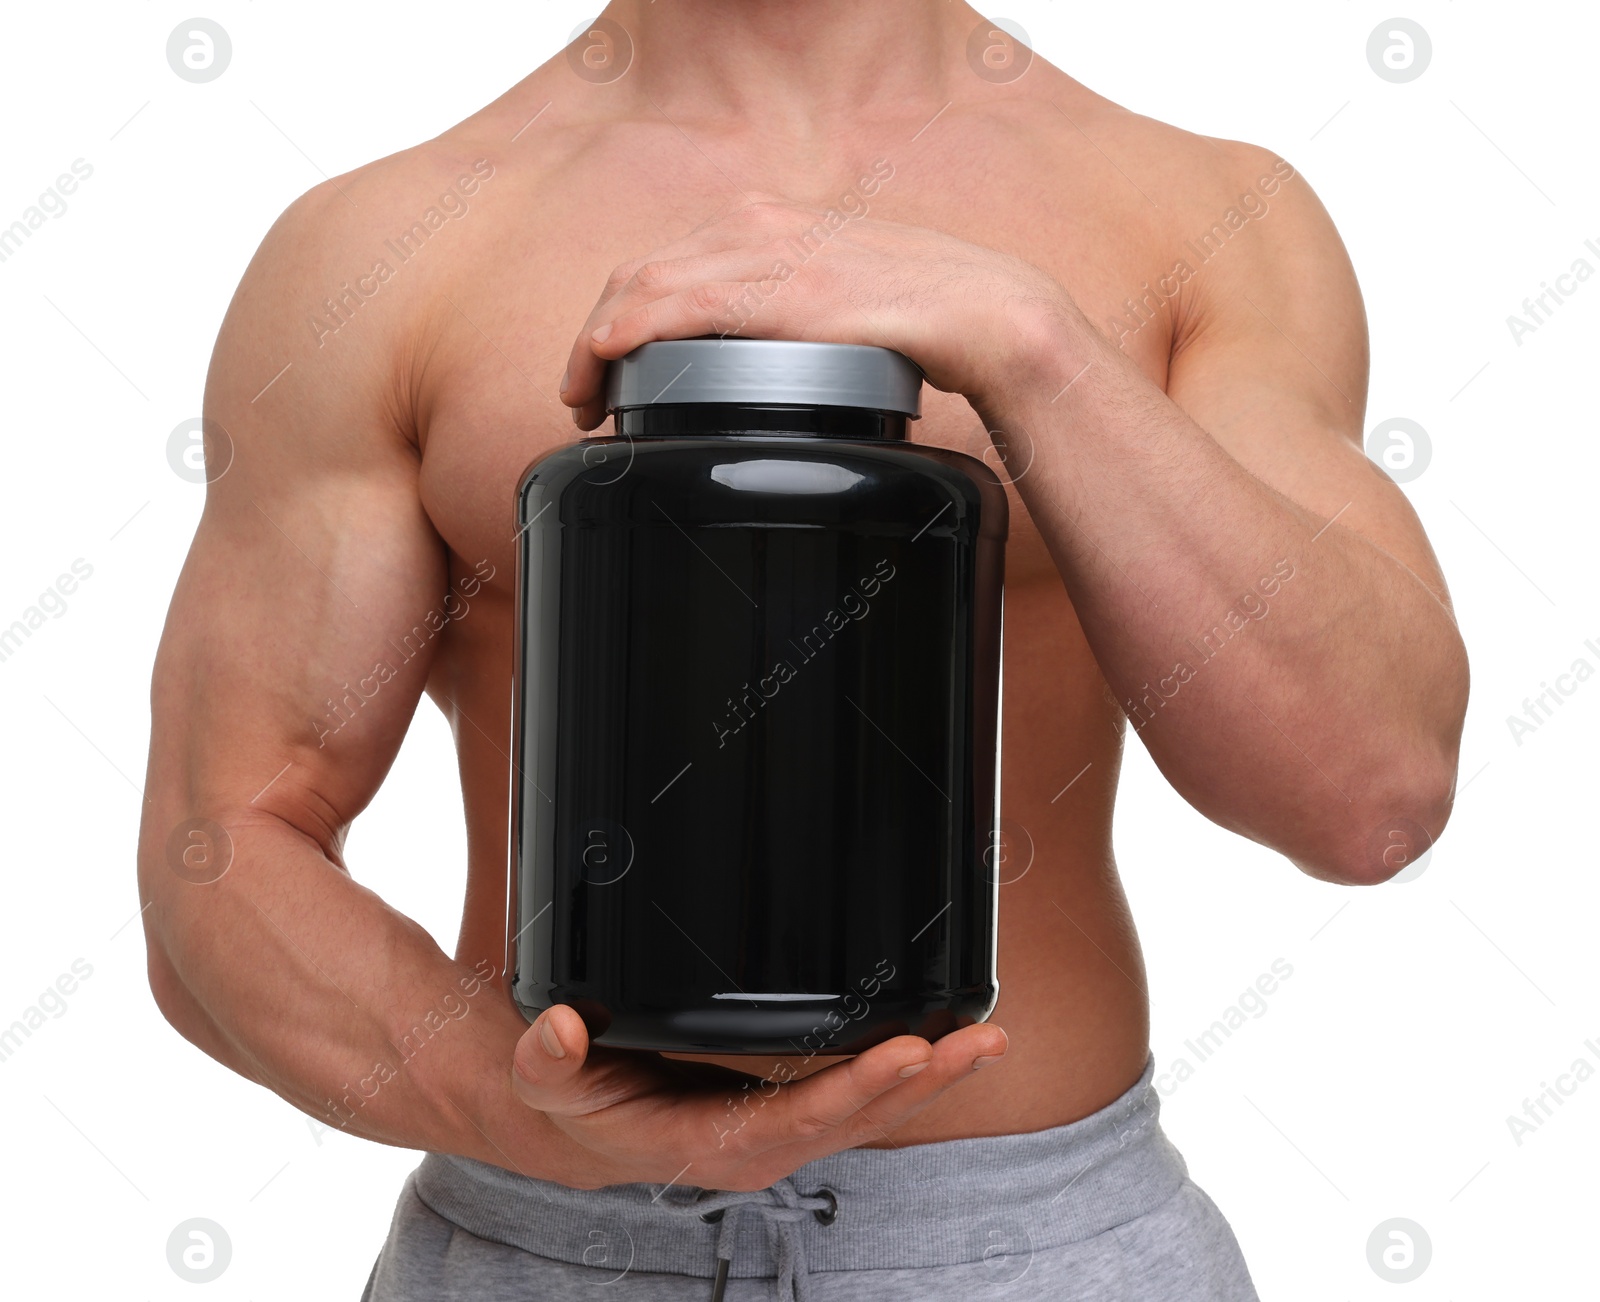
left=510, top=1004, right=592, bottom=1113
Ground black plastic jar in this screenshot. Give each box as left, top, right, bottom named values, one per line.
left=507, top=338, right=1007, bottom=1054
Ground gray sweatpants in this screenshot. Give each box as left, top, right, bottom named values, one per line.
left=361, top=1056, right=1258, bottom=1301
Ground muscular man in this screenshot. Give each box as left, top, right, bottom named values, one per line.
left=139, top=4, right=1468, bottom=1298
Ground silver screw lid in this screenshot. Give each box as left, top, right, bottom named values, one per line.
left=604, top=338, right=924, bottom=418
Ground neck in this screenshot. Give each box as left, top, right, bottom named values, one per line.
left=604, top=0, right=979, bottom=129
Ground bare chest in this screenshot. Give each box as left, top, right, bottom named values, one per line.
left=414, top=127, right=1172, bottom=594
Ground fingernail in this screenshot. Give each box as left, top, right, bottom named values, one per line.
left=898, top=1060, right=931, bottom=1079
left=972, top=1054, right=1004, bottom=1070
left=591, top=322, right=612, bottom=344
left=559, top=369, right=569, bottom=393
left=571, top=406, right=583, bottom=426
left=539, top=1016, right=566, bottom=1059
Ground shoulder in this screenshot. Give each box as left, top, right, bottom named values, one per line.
left=1072, top=91, right=1359, bottom=335
left=1041, top=74, right=1332, bottom=251
left=1024, top=74, right=1368, bottom=426
left=1001, top=68, right=1360, bottom=317
left=208, top=83, right=561, bottom=421
left=234, top=138, right=503, bottom=306
left=220, top=60, right=608, bottom=344
left=1107, top=106, right=1355, bottom=294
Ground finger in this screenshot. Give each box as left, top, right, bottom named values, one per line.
left=714, top=1025, right=993, bottom=1156
left=559, top=200, right=824, bottom=410
left=566, top=278, right=758, bottom=432
left=510, top=1005, right=596, bottom=1113
left=515, top=1005, right=715, bottom=1122
left=560, top=246, right=796, bottom=419
left=760, top=1023, right=1009, bottom=1163
left=602, top=198, right=780, bottom=295
left=557, top=255, right=675, bottom=409
left=826, top=1022, right=1009, bottom=1142
left=703, top=1034, right=929, bottom=1158
left=572, top=274, right=850, bottom=432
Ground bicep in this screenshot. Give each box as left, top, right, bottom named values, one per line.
left=1163, top=148, right=1451, bottom=604
left=145, top=185, right=447, bottom=860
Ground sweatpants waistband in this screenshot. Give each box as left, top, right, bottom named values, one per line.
left=413, top=1055, right=1181, bottom=1283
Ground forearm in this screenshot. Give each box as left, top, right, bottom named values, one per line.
left=551, top=196, right=1468, bottom=870
left=980, top=309, right=1467, bottom=882
left=140, top=812, right=573, bottom=1175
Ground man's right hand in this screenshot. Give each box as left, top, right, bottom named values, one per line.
left=506, top=1006, right=1008, bottom=1191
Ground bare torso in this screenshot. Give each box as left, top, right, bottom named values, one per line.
left=143, top=0, right=1464, bottom=1191
left=361, top=55, right=1248, bottom=1149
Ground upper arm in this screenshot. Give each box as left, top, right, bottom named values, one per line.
left=141, top=179, right=447, bottom=872
left=1163, top=141, right=1452, bottom=606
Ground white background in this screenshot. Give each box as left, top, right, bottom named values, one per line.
left=0, top=2, right=1594, bottom=1298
